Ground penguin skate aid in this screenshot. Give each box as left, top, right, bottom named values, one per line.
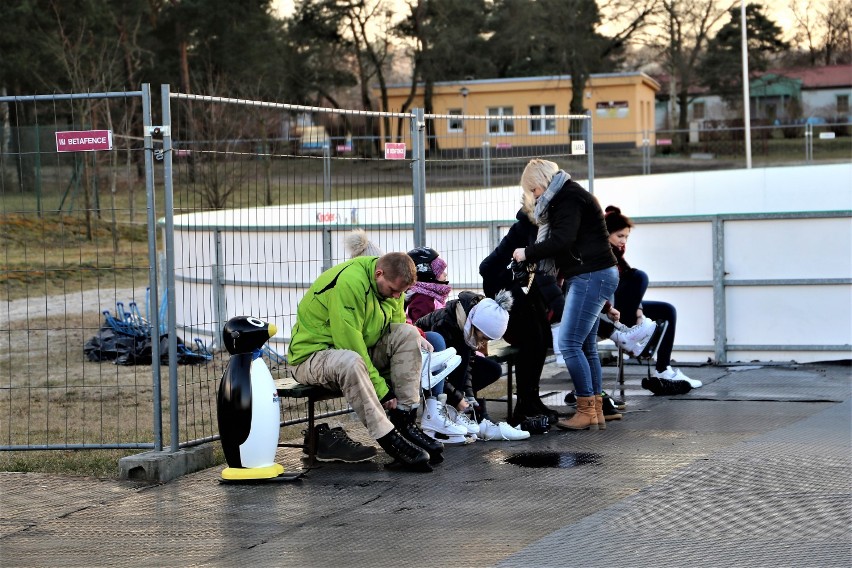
left=286, top=253, right=449, bottom=472
left=217, top=315, right=303, bottom=483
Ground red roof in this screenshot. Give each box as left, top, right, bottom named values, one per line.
left=765, top=65, right=852, bottom=89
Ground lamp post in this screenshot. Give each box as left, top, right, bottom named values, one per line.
left=741, top=0, right=752, bottom=168
left=460, top=86, right=469, bottom=159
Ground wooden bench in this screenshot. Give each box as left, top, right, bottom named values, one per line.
left=275, top=377, right=346, bottom=466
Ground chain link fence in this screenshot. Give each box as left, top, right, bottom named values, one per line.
left=2, top=85, right=848, bottom=454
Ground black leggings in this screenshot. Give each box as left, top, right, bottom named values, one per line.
left=606, top=268, right=679, bottom=373
left=503, top=288, right=550, bottom=398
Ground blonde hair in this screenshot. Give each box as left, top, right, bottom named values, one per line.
left=520, top=190, right=536, bottom=222
left=520, top=158, right=559, bottom=197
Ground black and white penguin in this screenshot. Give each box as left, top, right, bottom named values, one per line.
left=217, top=316, right=287, bottom=481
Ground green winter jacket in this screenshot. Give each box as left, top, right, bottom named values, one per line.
left=287, top=256, right=405, bottom=400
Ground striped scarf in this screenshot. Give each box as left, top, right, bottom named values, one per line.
left=533, top=169, right=570, bottom=276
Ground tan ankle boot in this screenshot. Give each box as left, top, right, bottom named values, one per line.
left=595, top=395, right=606, bottom=430
left=556, top=396, right=598, bottom=431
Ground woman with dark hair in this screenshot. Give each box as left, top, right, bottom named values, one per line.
left=601, top=206, right=702, bottom=390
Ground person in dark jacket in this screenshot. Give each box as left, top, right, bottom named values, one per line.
left=415, top=290, right=513, bottom=426
left=479, top=191, right=563, bottom=427
left=600, top=206, right=702, bottom=389
left=512, top=159, right=619, bottom=432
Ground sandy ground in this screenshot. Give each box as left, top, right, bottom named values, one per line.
left=2, top=287, right=148, bottom=327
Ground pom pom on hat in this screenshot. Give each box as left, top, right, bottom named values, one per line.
left=469, top=290, right=513, bottom=340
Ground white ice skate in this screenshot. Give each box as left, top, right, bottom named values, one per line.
left=421, top=394, right=473, bottom=445
left=445, top=402, right=481, bottom=437
left=420, top=348, right=462, bottom=390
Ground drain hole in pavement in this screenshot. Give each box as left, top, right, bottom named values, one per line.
left=505, top=451, right=599, bottom=469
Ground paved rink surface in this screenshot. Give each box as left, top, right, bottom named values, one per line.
left=2, top=361, right=850, bottom=567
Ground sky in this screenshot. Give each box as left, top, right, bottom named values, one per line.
left=271, top=1, right=831, bottom=44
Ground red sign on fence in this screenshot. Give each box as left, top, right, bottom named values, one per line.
left=384, top=142, right=406, bottom=160
left=55, top=130, right=113, bottom=152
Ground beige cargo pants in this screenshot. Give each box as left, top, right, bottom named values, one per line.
left=290, top=323, right=422, bottom=440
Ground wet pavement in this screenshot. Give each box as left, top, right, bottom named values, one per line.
left=2, top=360, right=850, bottom=567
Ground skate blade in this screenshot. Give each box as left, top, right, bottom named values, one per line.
left=385, top=459, right=433, bottom=472
left=636, top=320, right=669, bottom=359
left=428, top=347, right=457, bottom=370
left=424, top=430, right=476, bottom=445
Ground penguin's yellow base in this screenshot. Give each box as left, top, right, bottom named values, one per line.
left=221, top=463, right=285, bottom=481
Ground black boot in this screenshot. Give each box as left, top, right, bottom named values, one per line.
left=531, top=398, right=560, bottom=426
left=511, top=398, right=551, bottom=427
left=388, top=407, right=444, bottom=465
left=377, top=429, right=432, bottom=472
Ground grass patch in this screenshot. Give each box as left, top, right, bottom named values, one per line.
left=0, top=446, right=228, bottom=478
left=1, top=213, right=150, bottom=301
left=0, top=449, right=139, bottom=477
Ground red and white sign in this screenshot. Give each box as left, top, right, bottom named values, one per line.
left=496, top=142, right=512, bottom=150
left=657, top=138, right=672, bottom=146
left=55, top=130, right=113, bottom=152
left=384, top=142, right=406, bottom=160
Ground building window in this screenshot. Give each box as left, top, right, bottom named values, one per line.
left=447, top=109, right=463, bottom=133
left=487, top=106, right=514, bottom=135
left=529, top=105, right=556, bottom=133
left=838, top=94, right=850, bottom=114
left=693, top=101, right=705, bottom=120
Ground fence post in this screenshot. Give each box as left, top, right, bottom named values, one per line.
left=411, top=108, right=426, bottom=247
left=160, top=84, right=180, bottom=452
left=805, top=123, right=813, bottom=163
left=322, top=142, right=332, bottom=271
left=712, top=217, right=728, bottom=364
left=482, top=141, right=491, bottom=189
left=585, top=110, right=595, bottom=194
left=142, top=83, right=164, bottom=452
left=212, top=228, right=227, bottom=349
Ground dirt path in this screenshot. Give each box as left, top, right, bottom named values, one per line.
left=2, top=287, right=148, bottom=326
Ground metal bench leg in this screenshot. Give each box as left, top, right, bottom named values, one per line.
left=306, top=396, right=317, bottom=466
left=617, top=346, right=625, bottom=386
left=506, top=359, right=514, bottom=418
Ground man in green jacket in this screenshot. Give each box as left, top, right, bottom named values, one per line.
left=288, top=252, right=441, bottom=472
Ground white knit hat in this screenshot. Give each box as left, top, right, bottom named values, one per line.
left=469, top=291, right=513, bottom=340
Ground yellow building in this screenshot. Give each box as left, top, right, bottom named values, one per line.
left=379, top=72, right=659, bottom=151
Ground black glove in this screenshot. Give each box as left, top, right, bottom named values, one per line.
left=380, top=385, right=396, bottom=404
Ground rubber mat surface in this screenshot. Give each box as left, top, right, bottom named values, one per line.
left=1, top=362, right=849, bottom=567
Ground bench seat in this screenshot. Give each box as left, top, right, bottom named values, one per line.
left=275, top=377, right=343, bottom=465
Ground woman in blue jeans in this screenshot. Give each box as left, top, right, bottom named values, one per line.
left=512, top=159, right=618, bottom=431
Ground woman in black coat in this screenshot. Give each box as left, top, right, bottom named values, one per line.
left=512, top=159, right=619, bottom=431
left=479, top=194, right=563, bottom=426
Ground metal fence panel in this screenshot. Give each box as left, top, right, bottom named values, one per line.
left=3, top=84, right=848, bottom=453
left=1, top=88, right=158, bottom=451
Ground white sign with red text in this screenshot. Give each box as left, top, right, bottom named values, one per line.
left=55, top=130, right=113, bottom=152
left=384, top=142, right=406, bottom=160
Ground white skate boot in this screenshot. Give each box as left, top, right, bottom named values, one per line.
left=421, top=348, right=462, bottom=390
left=610, top=318, right=657, bottom=357
left=421, top=394, right=472, bottom=445
left=445, top=401, right=480, bottom=437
